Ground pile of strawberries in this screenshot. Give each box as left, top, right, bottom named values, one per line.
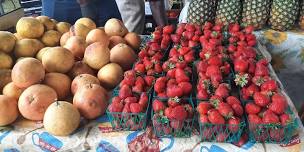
left=171, top=23, right=202, bottom=48
left=152, top=98, right=194, bottom=136
left=197, top=95, right=244, bottom=142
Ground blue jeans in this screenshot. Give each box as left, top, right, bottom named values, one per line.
left=42, top=0, right=121, bottom=26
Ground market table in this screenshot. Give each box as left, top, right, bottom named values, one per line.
left=1, top=32, right=304, bottom=152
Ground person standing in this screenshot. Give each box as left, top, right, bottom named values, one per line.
left=115, top=0, right=168, bottom=34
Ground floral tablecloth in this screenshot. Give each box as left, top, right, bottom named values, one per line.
left=1, top=32, right=304, bottom=152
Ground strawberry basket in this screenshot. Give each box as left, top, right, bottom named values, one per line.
left=199, top=116, right=246, bottom=142
left=151, top=98, right=195, bottom=138
left=246, top=106, right=299, bottom=144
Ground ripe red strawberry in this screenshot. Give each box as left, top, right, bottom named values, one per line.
left=217, top=102, right=234, bottom=118
left=185, top=24, right=195, bottom=32
left=172, top=105, right=188, bottom=121
left=124, top=77, right=136, bottom=87
left=164, top=107, right=174, bottom=119
left=154, top=63, right=163, bottom=73
left=138, top=93, right=148, bottom=109
left=207, top=109, right=225, bottom=124
left=178, top=82, right=192, bottom=96
left=183, top=104, right=194, bottom=118
left=246, top=84, right=260, bottom=97
left=199, top=114, right=209, bottom=124
left=134, top=63, right=145, bottom=74
left=179, top=47, right=191, bottom=55
left=269, top=94, right=287, bottom=115
left=135, top=76, right=145, bottom=86
left=233, top=134, right=248, bottom=147
left=122, top=103, right=131, bottom=113
left=262, top=110, right=279, bottom=124
left=261, top=79, right=277, bottom=92
left=166, top=79, right=177, bottom=87
left=208, top=56, right=222, bottom=66
left=232, top=104, right=244, bottom=117
left=215, top=83, right=230, bottom=98
left=234, top=59, right=249, bottom=73
left=166, top=69, right=176, bottom=79
left=206, top=65, right=221, bottom=77
left=154, top=79, right=166, bottom=94
left=216, top=132, right=228, bottom=142
left=226, top=96, right=241, bottom=105
left=253, top=92, right=270, bottom=107
left=248, top=114, right=262, bottom=124
left=144, top=76, right=155, bottom=87
left=228, top=44, right=236, bottom=53
left=166, top=85, right=183, bottom=98
left=171, top=34, right=181, bottom=43
left=112, top=96, right=122, bottom=105
left=138, top=50, right=147, bottom=59
left=175, top=68, right=190, bottom=83
left=132, top=84, right=143, bottom=94
left=163, top=25, right=174, bottom=34
left=244, top=25, right=254, bottom=34
left=245, top=103, right=261, bottom=114
left=152, top=99, right=166, bottom=113
left=197, top=89, right=209, bottom=99
left=108, top=102, right=124, bottom=112
left=255, top=65, right=269, bottom=76
left=230, top=23, right=240, bottom=32
left=147, top=69, right=156, bottom=76
left=228, top=117, right=241, bottom=133
left=168, top=97, right=181, bottom=107
left=210, top=95, right=224, bottom=105
left=170, top=120, right=184, bottom=130
left=124, top=96, right=138, bottom=104
left=197, top=102, right=213, bottom=115
left=184, top=51, right=195, bottom=63
left=280, top=113, right=291, bottom=126
left=130, top=103, right=143, bottom=113
left=119, top=85, right=132, bottom=99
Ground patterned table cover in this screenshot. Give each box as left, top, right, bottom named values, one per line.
left=1, top=31, right=304, bottom=152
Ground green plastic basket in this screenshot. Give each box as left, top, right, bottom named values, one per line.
left=151, top=98, right=195, bottom=138
left=106, top=88, right=152, bottom=131
left=198, top=115, right=246, bottom=142
left=247, top=107, right=299, bottom=144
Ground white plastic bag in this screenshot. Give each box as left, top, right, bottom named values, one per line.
left=178, top=0, right=191, bottom=23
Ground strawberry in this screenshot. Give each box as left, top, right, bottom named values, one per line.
left=233, top=134, right=248, bottom=147
left=217, top=102, right=234, bottom=118
left=246, top=84, right=260, bottom=97
left=163, top=25, right=174, bottom=34
left=154, top=78, right=166, bottom=93
left=184, top=51, right=195, bottom=63
left=197, top=102, right=213, bottom=115
left=108, top=102, right=124, bottom=112
left=124, top=76, right=136, bottom=87
left=119, top=85, right=132, bottom=99
left=185, top=24, right=195, bottom=32
left=253, top=92, right=270, bottom=107
left=215, top=83, right=230, bottom=98
left=199, top=114, right=209, bottom=124
left=154, top=63, right=163, bottom=73
left=208, top=56, right=222, bottom=66
left=144, top=76, right=155, bottom=87
left=179, top=47, right=191, bottom=55
left=262, top=110, right=279, bottom=124
left=112, top=96, right=122, bottom=105
left=206, top=65, right=221, bottom=77
left=216, top=132, right=228, bottom=142
left=178, top=81, right=192, bottom=96
left=167, top=79, right=177, bottom=87
left=170, top=120, right=184, bottom=130
left=248, top=114, right=262, bottom=124
left=183, top=31, right=194, bottom=40
left=280, top=113, right=291, bottom=126
left=228, top=117, right=241, bottom=133
left=147, top=69, right=156, bottom=76
left=197, top=89, right=209, bottom=99
left=234, top=59, right=249, bottom=73
left=230, top=23, right=240, bottom=32
left=245, top=103, right=261, bottom=114
left=135, top=76, right=145, bottom=86
left=228, top=44, right=236, bottom=53
left=134, top=63, right=145, bottom=74
left=138, top=93, right=148, bottom=109
left=232, top=104, right=244, bottom=117
left=248, top=40, right=256, bottom=46
left=175, top=68, right=190, bottom=83
left=196, top=61, right=208, bottom=73
left=226, top=96, right=241, bottom=105
left=166, top=85, right=183, bottom=98
left=164, top=107, right=174, bottom=119
left=244, top=25, right=254, bottom=34
left=138, top=50, right=147, bottom=59
left=252, top=76, right=266, bottom=86
left=269, top=94, right=287, bottom=115
left=255, top=65, right=269, bottom=76
left=207, top=109, right=225, bottom=124
left=122, top=103, right=131, bottom=113
left=176, top=26, right=185, bottom=35
left=203, top=22, right=213, bottom=30
left=261, top=79, right=277, bottom=92
left=172, top=105, right=188, bottom=121
left=167, top=69, right=176, bottom=78
left=168, top=97, right=181, bottom=107
left=130, top=103, right=143, bottom=113
left=152, top=99, right=166, bottom=113
left=132, top=84, right=143, bottom=94
left=171, top=34, right=181, bottom=43
left=210, top=95, right=224, bottom=105
left=124, top=96, right=138, bottom=104
left=192, top=35, right=200, bottom=41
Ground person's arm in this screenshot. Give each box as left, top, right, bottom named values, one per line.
left=149, top=0, right=168, bottom=27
